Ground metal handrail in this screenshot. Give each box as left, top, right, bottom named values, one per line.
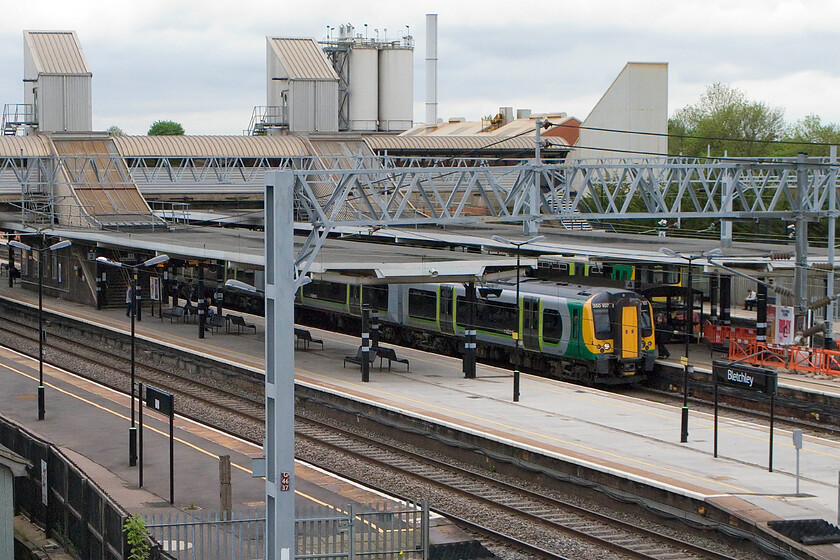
left=2, top=104, right=37, bottom=134
left=245, top=105, right=288, bottom=135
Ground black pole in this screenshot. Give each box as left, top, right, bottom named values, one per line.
left=464, top=281, right=476, bottom=379
left=136, top=280, right=142, bottom=322
left=361, top=304, right=370, bottom=382
left=371, top=308, right=380, bottom=349
left=95, top=259, right=103, bottom=310
left=757, top=281, right=768, bottom=345
left=681, top=258, right=691, bottom=443
left=7, top=245, right=13, bottom=288
left=713, top=372, right=718, bottom=458
left=198, top=265, right=206, bottom=339
left=710, top=274, right=718, bottom=321
left=720, top=275, right=732, bottom=326
left=169, top=406, right=174, bottom=504
left=38, top=247, right=45, bottom=420
left=129, top=271, right=137, bottom=467
left=769, top=392, right=775, bottom=472
left=139, top=383, right=144, bottom=488
left=514, top=249, right=521, bottom=402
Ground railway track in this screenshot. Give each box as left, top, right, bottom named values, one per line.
left=0, top=307, right=770, bottom=559
left=294, top=415, right=736, bottom=560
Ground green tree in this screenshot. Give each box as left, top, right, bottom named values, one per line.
left=147, top=120, right=185, bottom=135
left=778, top=114, right=840, bottom=157
left=668, top=83, right=785, bottom=157
left=107, top=125, right=125, bottom=137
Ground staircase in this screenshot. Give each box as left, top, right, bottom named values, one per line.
left=547, top=198, right=593, bottom=231
left=101, top=267, right=130, bottom=309
left=2, top=104, right=36, bottom=135
left=245, top=106, right=287, bottom=135
left=51, top=137, right=165, bottom=229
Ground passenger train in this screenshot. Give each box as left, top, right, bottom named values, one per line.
left=292, top=277, right=656, bottom=385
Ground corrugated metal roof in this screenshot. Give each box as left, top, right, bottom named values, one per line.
left=268, top=37, right=339, bottom=80
left=0, top=134, right=53, bottom=157
left=402, top=116, right=578, bottom=138
left=364, top=135, right=568, bottom=152
left=24, top=31, right=91, bottom=75
left=112, top=135, right=311, bottom=158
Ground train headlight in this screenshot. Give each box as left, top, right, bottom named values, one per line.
left=603, top=342, right=611, bottom=351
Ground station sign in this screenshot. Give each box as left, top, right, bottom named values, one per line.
left=712, top=360, right=777, bottom=395
left=146, top=386, right=174, bottom=416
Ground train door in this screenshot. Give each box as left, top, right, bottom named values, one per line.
left=614, top=298, right=640, bottom=359
left=349, top=285, right=361, bottom=316
left=570, top=307, right=582, bottom=357
left=439, top=286, right=455, bottom=334
left=523, top=296, right=540, bottom=351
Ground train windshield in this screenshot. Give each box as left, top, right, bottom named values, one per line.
left=592, top=306, right=612, bottom=339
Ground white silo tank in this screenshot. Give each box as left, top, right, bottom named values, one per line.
left=348, top=46, right=379, bottom=131
left=378, top=46, right=414, bottom=131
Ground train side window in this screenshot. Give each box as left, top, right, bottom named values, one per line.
left=302, top=280, right=346, bottom=304
left=408, top=288, right=437, bottom=320
left=543, top=309, right=563, bottom=344
left=365, top=284, right=388, bottom=312
left=474, top=299, right=517, bottom=335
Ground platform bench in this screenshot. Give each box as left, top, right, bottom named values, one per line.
left=294, top=328, right=323, bottom=350
left=227, top=314, right=257, bottom=334
left=343, top=346, right=377, bottom=368
left=161, top=306, right=185, bottom=323
left=376, top=346, right=409, bottom=372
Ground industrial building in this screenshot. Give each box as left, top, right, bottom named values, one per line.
left=0, top=22, right=673, bottom=236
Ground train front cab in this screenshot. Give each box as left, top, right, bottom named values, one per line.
left=583, top=292, right=655, bottom=382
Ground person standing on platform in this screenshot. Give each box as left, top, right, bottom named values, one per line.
left=655, top=312, right=672, bottom=359
left=125, top=286, right=133, bottom=317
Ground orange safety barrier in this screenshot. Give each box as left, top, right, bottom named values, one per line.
left=755, top=344, right=788, bottom=369
left=723, top=341, right=840, bottom=377
left=728, top=339, right=757, bottom=362
left=823, top=350, right=840, bottom=375
left=788, top=346, right=822, bottom=373
left=704, top=324, right=756, bottom=346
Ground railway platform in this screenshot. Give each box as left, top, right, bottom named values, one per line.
left=3, top=283, right=840, bottom=559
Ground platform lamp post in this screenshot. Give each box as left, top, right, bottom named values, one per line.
left=9, top=238, right=71, bottom=421
left=97, top=254, right=169, bottom=466
left=491, top=235, right=545, bottom=402
left=659, top=247, right=721, bottom=443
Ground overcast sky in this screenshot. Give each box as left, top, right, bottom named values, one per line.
left=1, top=0, right=838, bottom=135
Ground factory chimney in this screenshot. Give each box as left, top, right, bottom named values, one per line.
left=425, top=14, right=438, bottom=127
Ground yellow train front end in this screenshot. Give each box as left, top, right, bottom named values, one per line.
left=581, top=290, right=655, bottom=382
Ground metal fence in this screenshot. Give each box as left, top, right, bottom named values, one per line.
left=0, top=415, right=125, bottom=560
left=144, top=500, right=429, bottom=560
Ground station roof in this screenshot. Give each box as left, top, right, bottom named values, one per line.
left=2, top=133, right=568, bottom=158
left=363, top=134, right=568, bottom=153
left=325, top=223, right=833, bottom=271
left=112, top=135, right=310, bottom=158
left=32, top=224, right=530, bottom=284
left=0, top=134, right=52, bottom=157
left=24, top=30, right=91, bottom=75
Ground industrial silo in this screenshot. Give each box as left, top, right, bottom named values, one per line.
left=378, top=45, right=413, bottom=132
left=348, top=46, right=379, bottom=131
